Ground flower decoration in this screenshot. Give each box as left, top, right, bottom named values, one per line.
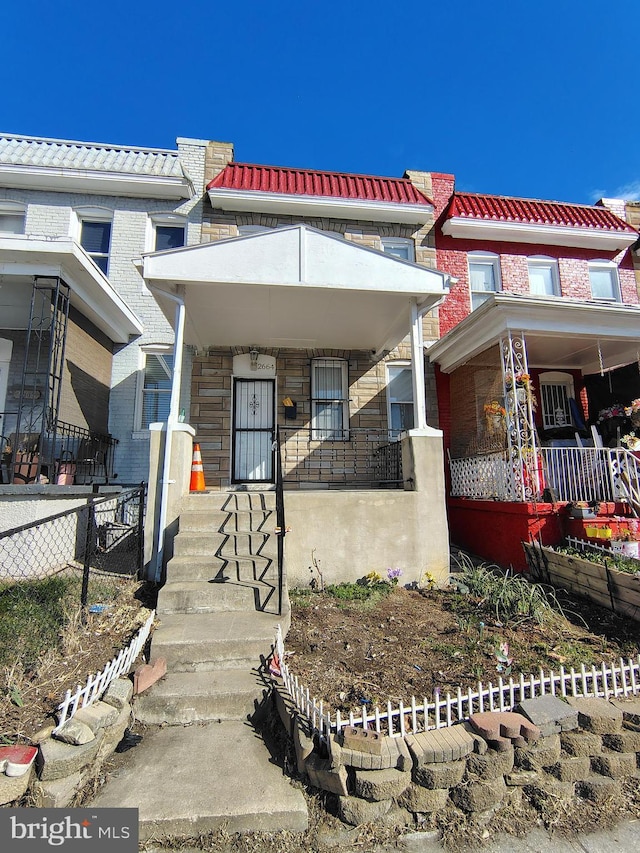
left=625, top=399, right=640, bottom=417
left=597, top=404, right=627, bottom=422
left=484, top=401, right=506, bottom=417
left=621, top=433, right=640, bottom=451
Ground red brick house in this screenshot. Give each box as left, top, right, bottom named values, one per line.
left=427, top=177, right=640, bottom=570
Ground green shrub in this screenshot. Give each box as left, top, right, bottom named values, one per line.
left=455, top=554, right=563, bottom=626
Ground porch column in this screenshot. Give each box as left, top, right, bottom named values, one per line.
left=410, top=298, right=427, bottom=430
left=500, top=331, right=540, bottom=501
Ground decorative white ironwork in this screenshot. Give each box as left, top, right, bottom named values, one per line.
left=450, top=445, right=640, bottom=506
left=54, top=612, right=155, bottom=733
left=501, top=332, right=540, bottom=501
left=274, top=625, right=640, bottom=741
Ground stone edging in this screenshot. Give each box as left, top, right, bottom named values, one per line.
left=274, top=680, right=640, bottom=827
left=0, top=678, right=134, bottom=808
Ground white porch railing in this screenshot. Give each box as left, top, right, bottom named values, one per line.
left=450, top=446, right=640, bottom=506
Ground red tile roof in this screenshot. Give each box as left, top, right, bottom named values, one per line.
left=447, top=192, right=636, bottom=233
left=207, top=163, right=432, bottom=206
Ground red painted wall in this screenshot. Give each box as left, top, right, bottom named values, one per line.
left=448, top=499, right=565, bottom=572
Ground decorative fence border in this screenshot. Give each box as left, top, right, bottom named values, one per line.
left=274, top=624, right=640, bottom=742
left=54, top=611, right=155, bottom=733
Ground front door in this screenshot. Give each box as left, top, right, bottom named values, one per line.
left=232, top=378, right=275, bottom=483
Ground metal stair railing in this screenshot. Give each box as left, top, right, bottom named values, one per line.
left=274, top=427, right=286, bottom=615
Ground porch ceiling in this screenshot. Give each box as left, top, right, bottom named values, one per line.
left=428, top=293, right=640, bottom=375
left=142, top=225, right=449, bottom=352
left=0, top=235, right=143, bottom=343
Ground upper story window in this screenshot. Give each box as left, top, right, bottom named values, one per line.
left=139, top=349, right=174, bottom=429
left=75, top=207, right=113, bottom=275
left=0, top=201, right=26, bottom=234
left=311, top=357, right=349, bottom=440
left=386, top=362, right=414, bottom=439
left=150, top=213, right=186, bottom=251
left=468, top=251, right=501, bottom=310
left=528, top=257, right=559, bottom=297
left=588, top=261, right=620, bottom=301
left=381, top=237, right=414, bottom=261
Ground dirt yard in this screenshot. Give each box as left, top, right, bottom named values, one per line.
left=286, top=581, right=640, bottom=718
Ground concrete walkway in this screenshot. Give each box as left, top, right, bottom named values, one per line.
left=90, top=720, right=307, bottom=842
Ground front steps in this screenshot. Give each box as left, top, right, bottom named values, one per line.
left=90, top=489, right=307, bottom=838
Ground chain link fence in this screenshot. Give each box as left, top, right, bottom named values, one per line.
left=0, top=486, right=145, bottom=669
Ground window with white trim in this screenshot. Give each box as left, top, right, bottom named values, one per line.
left=528, top=257, right=559, bottom=296
left=311, top=358, right=349, bottom=440
left=75, top=207, right=112, bottom=275
left=386, top=362, right=414, bottom=439
left=539, top=371, right=575, bottom=430
left=381, top=237, right=414, bottom=261
left=139, top=350, right=174, bottom=429
left=588, top=261, right=620, bottom=301
left=151, top=214, right=186, bottom=251
left=468, top=251, right=501, bottom=310
left=0, top=201, right=26, bottom=234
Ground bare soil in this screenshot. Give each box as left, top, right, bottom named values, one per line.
left=286, top=584, right=640, bottom=718
left=1, top=581, right=155, bottom=743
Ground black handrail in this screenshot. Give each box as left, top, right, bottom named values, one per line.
left=274, top=427, right=286, bottom=616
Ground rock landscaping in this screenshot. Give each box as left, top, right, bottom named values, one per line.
left=274, top=685, right=640, bottom=829
left=0, top=677, right=135, bottom=808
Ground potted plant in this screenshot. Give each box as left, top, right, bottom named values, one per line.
left=567, top=500, right=599, bottom=519
left=484, top=400, right=506, bottom=435
left=625, top=399, right=640, bottom=429
left=611, top=520, right=640, bottom=559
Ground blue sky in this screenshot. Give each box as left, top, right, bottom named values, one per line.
left=4, top=1, right=640, bottom=204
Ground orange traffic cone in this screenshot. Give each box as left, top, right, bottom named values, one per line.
left=190, top=443, right=206, bottom=492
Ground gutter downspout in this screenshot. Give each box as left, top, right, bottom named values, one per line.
left=150, top=287, right=186, bottom=583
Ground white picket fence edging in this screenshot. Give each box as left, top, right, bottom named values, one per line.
left=54, top=611, right=155, bottom=733
left=274, top=624, right=640, bottom=742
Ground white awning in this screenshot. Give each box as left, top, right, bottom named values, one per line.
left=428, top=293, right=640, bottom=375
left=0, top=235, right=143, bottom=343
left=143, top=225, right=449, bottom=352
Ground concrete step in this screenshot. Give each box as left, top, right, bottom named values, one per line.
left=157, top=580, right=277, bottom=615
left=172, top=531, right=277, bottom=559
left=134, top=669, right=266, bottom=724
left=89, top=721, right=307, bottom=839
left=179, top=509, right=275, bottom=534
left=165, top=555, right=275, bottom=583
left=149, top=610, right=286, bottom=671
left=182, top=491, right=276, bottom=514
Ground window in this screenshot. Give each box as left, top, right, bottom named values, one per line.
left=0, top=202, right=26, bottom=234
left=539, top=371, right=575, bottom=430
left=150, top=213, right=186, bottom=251
left=311, top=358, right=348, bottom=440
left=468, top=252, right=501, bottom=310
left=589, top=261, right=620, bottom=301
left=140, top=351, right=174, bottom=428
left=528, top=257, right=559, bottom=296
left=386, top=363, right=414, bottom=439
left=381, top=238, right=414, bottom=261
left=75, top=208, right=113, bottom=275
